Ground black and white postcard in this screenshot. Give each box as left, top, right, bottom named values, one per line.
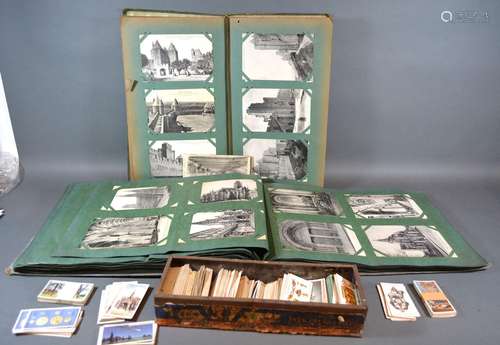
left=189, top=209, right=256, bottom=240
left=110, top=186, right=170, bottom=210
left=80, top=216, right=171, bottom=249
left=146, top=89, right=215, bottom=133
left=182, top=154, right=252, bottom=177
left=242, top=33, right=313, bottom=81
left=200, top=179, right=258, bottom=203
left=244, top=139, right=308, bottom=180
left=242, top=89, right=310, bottom=133
left=309, top=278, right=328, bottom=303
left=279, top=220, right=360, bottom=254
left=269, top=188, right=342, bottom=215
left=149, top=140, right=216, bottom=177
left=366, top=225, right=453, bottom=257
left=140, top=34, right=213, bottom=81
left=348, top=194, right=424, bottom=219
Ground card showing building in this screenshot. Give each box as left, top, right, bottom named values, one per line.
left=149, top=140, right=216, bottom=177
left=269, top=188, right=342, bottom=215
left=347, top=194, right=424, bottom=219
left=242, top=34, right=313, bottom=81
left=189, top=209, right=256, bottom=240
left=242, top=89, right=310, bottom=133
left=200, top=179, right=258, bottom=203
left=110, top=186, right=170, bottom=210
left=183, top=154, right=252, bottom=177
left=244, top=139, right=308, bottom=181
left=80, top=216, right=171, bottom=249
left=140, top=34, right=213, bottom=81
left=146, top=89, right=215, bottom=133
left=366, top=225, right=453, bottom=258
left=104, top=282, right=149, bottom=320
left=279, top=220, right=360, bottom=255
left=98, top=281, right=140, bottom=324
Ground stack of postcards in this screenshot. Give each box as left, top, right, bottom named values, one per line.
left=37, top=280, right=95, bottom=305
left=170, top=264, right=360, bottom=304
left=12, top=306, right=83, bottom=337
left=413, top=280, right=457, bottom=318
left=377, top=282, right=421, bottom=321
left=97, top=282, right=149, bottom=324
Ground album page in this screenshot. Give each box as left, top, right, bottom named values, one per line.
left=121, top=11, right=228, bottom=180
left=228, top=15, right=332, bottom=186
left=263, top=182, right=487, bottom=271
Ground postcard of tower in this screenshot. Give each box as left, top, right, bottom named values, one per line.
left=103, top=282, right=149, bottom=320
left=140, top=34, right=213, bottom=82
left=189, top=209, right=256, bottom=240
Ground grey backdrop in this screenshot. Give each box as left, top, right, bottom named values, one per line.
left=1, top=1, right=499, bottom=344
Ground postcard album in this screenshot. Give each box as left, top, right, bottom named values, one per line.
left=121, top=11, right=331, bottom=186
left=9, top=174, right=268, bottom=275
left=9, top=175, right=487, bottom=275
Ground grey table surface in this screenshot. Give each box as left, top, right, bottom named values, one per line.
left=1, top=0, right=499, bottom=344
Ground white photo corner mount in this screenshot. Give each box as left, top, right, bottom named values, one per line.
left=0, top=72, right=23, bottom=196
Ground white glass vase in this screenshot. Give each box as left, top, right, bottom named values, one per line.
left=0, top=72, right=23, bottom=197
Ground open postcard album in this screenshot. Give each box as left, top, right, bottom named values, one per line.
left=121, top=10, right=332, bottom=186
left=8, top=174, right=486, bottom=276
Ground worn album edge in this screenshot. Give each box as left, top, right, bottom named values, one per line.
left=120, top=16, right=139, bottom=180
left=122, top=8, right=222, bottom=18
left=316, top=16, right=333, bottom=186
left=7, top=183, right=79, bottom=275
